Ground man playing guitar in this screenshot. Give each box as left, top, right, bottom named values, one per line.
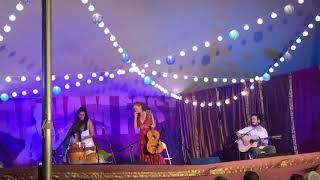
left=236, top=113, right=276, bottom=158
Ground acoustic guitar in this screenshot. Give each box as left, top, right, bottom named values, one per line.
left=146, top=129, right=164, bottom=154
left=237, top=134, right=282, bottom=152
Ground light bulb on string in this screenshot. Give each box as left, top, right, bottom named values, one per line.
left=200, top=102, right=205, bottom=108
left=162, top=73, right=168, bottom=78
left=250, top=78, right=254, bottom=83
left=5, top=76, right=12, bottom=83
left=88, top=4, right=95, bottom=11
left=0, top=35, right=3, bottom=42
left=12, top=92, right=18, bottom=98
left=98, top=76, right=104, bottom=81
left=151, top=71, right=157, bottom=76
left=208, top=102, right=213, bottom=107
left=104, top=28, right=110, bottom=35
left=274, top=63, right=279, bottom=67
left=51, top=75, right=56, bottom=81
left=22, top=91, right=27, bottom=96
left=225, top=99, right=230, bottom=105
left=204, top=41, right=210, bottom=47
left=257, top=18, right=264, bottom=25
left=64, top=75, right=70, bottom=80
left=173, top=74, right=178, bottom=79
left=36, top=76, right=41, bottom=81
left=271, top=12, right=277, bottom=19
left=65, top=84, right=70, bottom=90
left=213, top=78, right=218, bottom=82
left=217, top=36, right=223, bottom=41
left=87, top=79, right=92, bottom=84
left=193, top=77, right=199, bottom=82
left=296, top=38, right=302, bottom=43
left=302, top=31, right=308, bottom=37
left=33, top=89, right=38, bottom=95
left=155, top=59, right=161, bottom=65
left=109, top=35, right=116, bottom=42
left=308, top=23, right=314, bottom=29
left=291, top=45, right=296, bottom=51
left=203, top=77, right=209, bottom=82
left=316, top=15, right=320, bottom=22
left=233, top=96, right=238, bottom=100
left=269, top=68, right=274, bottom=73
left=104, top=72, right=109, bottom=77
left=192, top=46, right=198, bottom=51
left=180, top=51, right=186, bottom=56
left=109, top=73, right=115, bottom=79
left=184, top=99, right=189, bottom=104
left=91, top=72, right=97, bottom=78
left=75, top=82, right=81, bottom=87
left=4, top=25, right=11, bottom=33
left=216, top=101, right=222, bottom=107
left=81, top=0, right=88, bottom=4
left=21, top=76, right=27, bottom=82
left=192, top=101, right=197, bottom=106
left=16, top=3, right=24, bottom=11
left=240, top=79, right=245, bottom=83
left=232, top=79, right=237, bottom=83
left=184, top=75, right=188, bottom=80
left=244, top=24, right=250, bottom=31
left=222, top=78, right=227, bottom=83
left=9, top=14, right=16, bottom=22
left=77, top=73, right=83, bottom=79
left=280, top=57, right=285, bottom=62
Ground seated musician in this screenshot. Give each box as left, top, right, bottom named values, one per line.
left=236, top=113, right=276, bottom=158
left=72, top=107, right=96, bottom=155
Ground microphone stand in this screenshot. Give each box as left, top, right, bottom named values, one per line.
left=106, top=138, right=117, bottom=164
left=117, top=140, right=139, bottom=163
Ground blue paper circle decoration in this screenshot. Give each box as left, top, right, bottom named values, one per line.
left=250, top=84, right=255, bottom=90
left=0, top=93, right=9, bottom=102
left=52, top=86, right=61, bottom=95
left=120, top=53, right=130, bottom=63
left=143, top=76, right=152, bottom=85
left=22, top=0, right=32, bottom=5
left=166, top=56, right=175, bottom=65
left=263, top=73, right=271, bottom=81
left=229, top=30, right=240, bottom=40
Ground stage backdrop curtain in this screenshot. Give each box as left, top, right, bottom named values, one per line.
left=292, top=66, right=320, bottom=153
left=179, top=77, right=295, bottom=162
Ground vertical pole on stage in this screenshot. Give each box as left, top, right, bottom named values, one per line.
left=41, top=0, right=52, bottom=179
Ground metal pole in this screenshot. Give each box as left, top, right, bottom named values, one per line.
left=42, top=0, right=52, bottom=179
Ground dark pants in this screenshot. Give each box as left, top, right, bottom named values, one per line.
left=250, top=145, right=276, bottom=158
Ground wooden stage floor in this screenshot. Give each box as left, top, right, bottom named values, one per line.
left=0, top=152, right=319, bottom=179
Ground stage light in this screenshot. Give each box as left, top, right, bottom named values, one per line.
left=213, top=78, right=218, bottom=82
left=109, top=73, right=115, bottom=79
left=98, top=76, right=104, bottom=81
left=216, top=101, right=222, bottom=107
left=118, top=47, right=124, bottom=53
left=217, top=36, right=223, bottom=41
left=204, top=77, right=209, bottom=82
left=151, top=71, right=157, bottom=76
left=291, top=45, right=296, bottom=51
left=16, top=3, right=24, bottom=11
left=64, top=75, right=70, bottom=80
left=225, top=99, right=230, bottom=104
left=155, top=59, right=161, bottom=65
left=5, top=76, right=12, bottom=83
left=244, top=24, right=250, bottom=31
left=77, top=73, right=83, bottom=79
left=222, top=78, right=227, bottom=83
left=22, top=91, right=27, bottom=96
left=4, top=25, right=11, bottom=33
left=109, top=35, right=116, bottom=42
left=184, top=75, right=188, bottom=80
left=162, top=72, right=168, bottom=78
left=104, top=28, right=110, bottom=35
left=200, top=102, right=205, bottom=107
left=51, top=75, right=56, bottom=81
left=233, top=96, right=238, bottom=100
left=98, top=21, right=105, bottom=28
left=173, top=74, right=178, bottom=79
left=296, top=38, right=302, bottom=43
left=75, top=82, right=81, bottom=87
left=204, top=41, right=210, bottom=47
left=192, top=101, right=197, bottom=106
left=9, top=14, right=16, bottom=22
left=192, top=46, right=198, bottom=51
left=232, top=79, right=237, bottom=83
left=64, top=84, right=70, bottom=90
left=87, top=79, right=92, bottom=84
left=180, top=51, right=186, bottom=56
left=113, top=42, right=119, bottom=47
left=257, top=18, right=264, bottom=25
left=91, top=72, right=97, bottom=78
left=21, top=76, right=27, bottom=82
left=269, top=68, right=274, bottom=73
left=12, top=92, right=18, bottom=98
left=240, top=79, right=245, bottom=83
left=88, top=4, right=95, bottom=11
left=81, top=0, right=88, bottom=4
left=33, top=89, right=38, bottom=94
left=271, top=12, right=277, bottom=19
left=193, top=77, right=199, bottom=82
left=302, top=31, right=308, bottom=36
left=241, top=90, right=247, bottom=96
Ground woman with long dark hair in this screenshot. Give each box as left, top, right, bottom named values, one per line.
left=133, top=102, right=166, bottom=165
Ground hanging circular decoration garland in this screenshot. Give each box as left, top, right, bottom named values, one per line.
left=125, top=1, right=306, bottom=69
left=78, top=0, right=180, bottom=99
left=0, top=1, right=31, bottom=43
left=185, top=13, right=320, bottom=107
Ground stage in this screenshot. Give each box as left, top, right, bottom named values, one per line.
left=0, top=152, right=319, bottom=179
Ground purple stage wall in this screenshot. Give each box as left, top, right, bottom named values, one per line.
left=0, top=95, right=182, bottom=167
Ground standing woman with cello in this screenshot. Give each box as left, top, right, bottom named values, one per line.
left=133, top=102, right=166, bottom=165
